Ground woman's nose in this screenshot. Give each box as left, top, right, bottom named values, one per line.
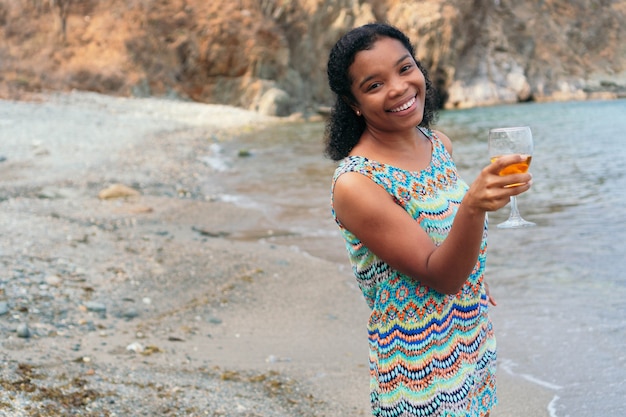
left=388, top=75, right=407, bottom=96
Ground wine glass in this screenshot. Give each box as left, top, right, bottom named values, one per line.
left=488, top=126, right=535, bottom=229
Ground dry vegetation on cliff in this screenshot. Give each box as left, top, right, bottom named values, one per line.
left=0, top=0, right=625, bottom=112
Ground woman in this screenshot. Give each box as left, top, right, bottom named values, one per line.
left=326, top=23, right=532, bottom=416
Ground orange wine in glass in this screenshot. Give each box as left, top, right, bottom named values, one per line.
left=488, top=126, right=535, bottom=228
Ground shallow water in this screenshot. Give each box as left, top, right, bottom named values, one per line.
left=209, top=99, right=626, bottom=416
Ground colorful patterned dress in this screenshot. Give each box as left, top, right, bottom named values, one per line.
left=331, top=127, right=497, bottom=417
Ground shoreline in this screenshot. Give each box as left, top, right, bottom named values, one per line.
left=0, top=91, right=554, bottom=416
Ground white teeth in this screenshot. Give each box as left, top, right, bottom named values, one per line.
left=390, top=97, right=416, bottom=112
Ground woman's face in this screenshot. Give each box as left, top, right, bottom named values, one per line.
left=348, top=37, right=426, bottom=134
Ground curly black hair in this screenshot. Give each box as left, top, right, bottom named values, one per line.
left=324, top=23, right=439, bottom=161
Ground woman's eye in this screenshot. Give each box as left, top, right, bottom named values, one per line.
left=367, top=82, right=382, bottom=91
left=401, top=64, right=413, bottom=73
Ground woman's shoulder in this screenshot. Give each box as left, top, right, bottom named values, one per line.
left=420, top=127, right=453, bottom=157
left=333, top=155, right=367, bottom=183
left=334, top=155, right=365, bottom=173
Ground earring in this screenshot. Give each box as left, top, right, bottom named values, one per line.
left=356, top=110, right=361, bottom=116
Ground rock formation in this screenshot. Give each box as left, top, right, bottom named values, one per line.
left=0, top=0, right=624, bottom=114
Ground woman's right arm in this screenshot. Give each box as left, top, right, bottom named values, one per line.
left=333, top=154, right=531, bottom=294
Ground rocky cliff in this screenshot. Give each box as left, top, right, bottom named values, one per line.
left=1, top=0, right=624, bottom=115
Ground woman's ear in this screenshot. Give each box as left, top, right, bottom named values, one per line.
left=342, top=96, right=361, bottom=117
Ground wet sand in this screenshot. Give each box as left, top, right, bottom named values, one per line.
left=0, top=92, right=553, bottom=416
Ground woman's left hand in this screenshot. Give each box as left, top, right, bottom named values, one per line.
left=485, top=281, right=497, bottom=306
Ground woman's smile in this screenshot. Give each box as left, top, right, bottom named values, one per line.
left=388, top=95, right=417, bottom=113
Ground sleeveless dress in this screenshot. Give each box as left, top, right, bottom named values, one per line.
left=331, top=128, right=497, bottom=417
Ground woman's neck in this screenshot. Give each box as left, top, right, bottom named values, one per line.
left=351, top=127, right=432, bottom=171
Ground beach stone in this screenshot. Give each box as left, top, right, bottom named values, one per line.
left=127, top=342, right=144, bottom=353
left=257, top=88, right=291, bottom=117
left=16, top=323, right=31, bottom=338
left=0, top=301, right=9, bottom=316
left=122, top=308, right=139, bottom=320
left=83, top=321, right=97, bottom=332
left=84, top=301, right=107, bottom=313
left=207, top=316, right=222, bottom=325
left=98, top=184, right=140, bottom=200
left=45, top=274, right=62, bottom=287
left=37, top=187, right=67, bottom=199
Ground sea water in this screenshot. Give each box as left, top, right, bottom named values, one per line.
left=212, top=99, right=626, bottom=416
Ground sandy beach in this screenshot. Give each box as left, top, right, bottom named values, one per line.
left=0, top=92, right=554, bottom=416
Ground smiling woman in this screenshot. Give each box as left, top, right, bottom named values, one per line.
left=325, top=23, right=534, bottom=417
left=348, top=38, right=426, bottom=140
left=324, top=24, right=438, bottom=162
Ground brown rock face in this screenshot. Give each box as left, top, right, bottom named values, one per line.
left=0, top=0, right=624, bottom=113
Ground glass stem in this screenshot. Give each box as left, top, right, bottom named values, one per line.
left=508, top=196, right=522, bottom=220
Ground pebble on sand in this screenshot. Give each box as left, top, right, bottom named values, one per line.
left=98, top=184, right=141, bottom=200
left=17, top=323, right=31, bottom=338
